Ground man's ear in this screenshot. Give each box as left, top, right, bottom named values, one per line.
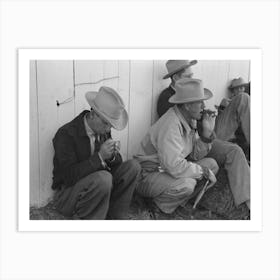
left=172, top=73, right=180, bottom=82
left=183, top=103, right=190, bottom=111
left=90, top=111, right=94, bottom=120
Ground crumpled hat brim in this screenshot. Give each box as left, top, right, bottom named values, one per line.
left=168, top=88, right=213, bottom=104
left=86, top=91, right=128, bottom=131
left=163, top=60, right=198, bottom=79
left=228, top=82, right=249, bottom=89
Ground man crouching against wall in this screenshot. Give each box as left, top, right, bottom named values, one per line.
left=134, top=78, right=250, bottom=215
left=51, top=86, right=141, bottom=220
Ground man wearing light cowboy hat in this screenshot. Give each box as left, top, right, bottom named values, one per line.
left=215, top=77, right=250, bottom=145
left=52, top=86, right=141, bottom=220
left=157, top=60, right=198, bottom=118
left=135, top=78, right=250, bottom=215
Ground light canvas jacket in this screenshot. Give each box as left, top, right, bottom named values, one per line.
left=134, top=106, right=212, bottom=179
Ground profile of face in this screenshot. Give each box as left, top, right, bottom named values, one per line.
left=185, top=100, right=205, bottom=120
left=180, top=67, right=194, bottom=79
left=173, top=67, right=194, bottom=82
left=89, top=111, right=112, bottom=134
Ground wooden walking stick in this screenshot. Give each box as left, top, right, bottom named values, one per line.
left=192, top=179, right=215, bottom=209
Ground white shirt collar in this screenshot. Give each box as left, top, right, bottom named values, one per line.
left=83, top=114, right=95, bottom=137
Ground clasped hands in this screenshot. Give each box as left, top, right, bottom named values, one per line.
left=99, top=139, right=120, bottom=160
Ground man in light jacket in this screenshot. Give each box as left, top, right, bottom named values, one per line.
left=215, top=77, right=250, bottom=145
left=158, top=60, right=250, bottom=148
left=135, top=78, right=250, bottom=214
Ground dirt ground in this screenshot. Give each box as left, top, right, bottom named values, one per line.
left=30, top=169, right=250, bottom=220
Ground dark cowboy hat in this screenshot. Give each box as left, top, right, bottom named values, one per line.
left=228, top=77, right=249, bottom=89
left=163, top=60, right=198, bottom=79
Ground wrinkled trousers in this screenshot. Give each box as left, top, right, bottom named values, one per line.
left=215, top=92, right=250, bottom=144
left=54, top=159, right=141, bottom=220
left=207, top=139, right=250, bottom=207
left=136, top=140, right=250, bottom=214
left=137, top=158, right=219, bottom=214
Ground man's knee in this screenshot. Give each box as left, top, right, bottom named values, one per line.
left=88, top=171, right=113, bottom=194
left=199, top=158, right=219, bottom=175
left=208, top=158, right=219, bottom=174
left=122, top=159, right=141, bottom=176
left=227, top=143, right=247, bottom=160
left=234, top=92, right=250, bottom=106
left=180, top=178, right=197, bottom=195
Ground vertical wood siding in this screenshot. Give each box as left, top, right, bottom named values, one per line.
left=128, top=60, right=154, bottom=159
left=30, top=60, right=250, bottom=206
left=36, top=61, right=74, bottom=206
left=30, top=61, right=40, bottom=206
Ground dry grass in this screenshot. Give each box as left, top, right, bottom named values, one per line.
left=30, top=169, right=249, bottom=220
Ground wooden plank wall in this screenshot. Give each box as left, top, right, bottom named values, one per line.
left=30, top=61, right=40, bottom=205
left=30, top=60, right=250, bottom=207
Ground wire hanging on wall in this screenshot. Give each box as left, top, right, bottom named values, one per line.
left=56, top=96, right=74, bottom=107
left=56, top=76, right=119, bottom=107
left=74, top=75, right=119, bottom=87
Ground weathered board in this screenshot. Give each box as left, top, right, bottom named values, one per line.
left=29, top=61, right=40, bottom=206
left=36, top=60, right=74, bottom=205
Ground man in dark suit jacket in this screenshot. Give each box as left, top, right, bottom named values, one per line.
left=52, top=86, right=141, bottom=220
left=157, top=60, right=197, bottom=118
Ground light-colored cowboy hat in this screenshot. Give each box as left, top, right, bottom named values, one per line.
left=163, top=60, right=198, bottom=79
left=85, top=86, right=128, bottom=130
left=169, top=78, right=213, bottom=104
left=228, top=77, right=249, bottom=89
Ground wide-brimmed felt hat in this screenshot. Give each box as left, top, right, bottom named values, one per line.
left=85, top=86, right=128, bottom=130
left=228, top=77, right=249, bottom=89
left=163, top=60, right=198, bottom=79
left=169, top=78, right=213, bottom=104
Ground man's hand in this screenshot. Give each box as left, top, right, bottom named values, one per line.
left=215, top=98, right=231, bottom=115
left=202, top=113, right=216, bottom=138
left=220, top=98, right=231, bottom=108
left=113, top=140, right=121, bottom=155
left=208, top=169, right=217, bottom=186
left=99, top=139, right=115, bottom=160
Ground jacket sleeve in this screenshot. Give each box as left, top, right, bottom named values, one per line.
left=157, top=88, right=173, bottom=118
left=156, top=121, right=203, bottom=179
left=53, top=129, right=104, bottom=188
left=106, top=152, right=123, bottom=169
left=188, top=132, right=213, bottom=161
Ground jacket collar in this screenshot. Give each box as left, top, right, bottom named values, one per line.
left=170, top=84, right=176, bottom=92
left=174, top=105, right=192, bottom=135
left=83, top=113, right=96, bottom=137
left=78, top=110, right=90, bottom=136
left=66, top=110, right=89, bottom=137
left=71, top=110, right=112, bottom=140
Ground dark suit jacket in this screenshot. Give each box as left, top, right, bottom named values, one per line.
left=157, top=85, right=175, bottom=118
left=51, top=110, right=122, bottom=190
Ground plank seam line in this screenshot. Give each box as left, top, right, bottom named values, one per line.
left=35, top=61, right=41, bottom=204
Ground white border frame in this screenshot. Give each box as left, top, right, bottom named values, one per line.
left=18, top=48, right=262, bottom=232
